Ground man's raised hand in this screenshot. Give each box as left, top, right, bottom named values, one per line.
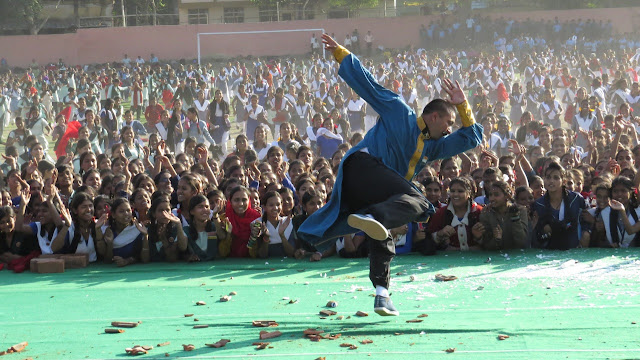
left=321, top=33, right=339, bottom=53
left=442, top=78, right=466, bottom=105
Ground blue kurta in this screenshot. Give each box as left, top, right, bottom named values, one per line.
left=298, top=52, right=483, bottom=250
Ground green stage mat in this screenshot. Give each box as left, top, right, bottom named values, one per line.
left=2, top=249, right=639, bottom=360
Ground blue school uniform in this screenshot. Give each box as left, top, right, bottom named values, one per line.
left=317, top=135, right=342, bottom=159
left=298, top=50, right=483, bottom=251
left=532, top=190, right=586, bottom=250
left=108, top=225, right=144, bottom=259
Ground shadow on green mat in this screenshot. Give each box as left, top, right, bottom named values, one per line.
left=1, top=249, right=638, bottom=288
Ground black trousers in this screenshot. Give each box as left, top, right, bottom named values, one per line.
left=342, top=151, right=431, bottom=290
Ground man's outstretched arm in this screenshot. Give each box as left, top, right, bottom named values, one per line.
left=441, top=78, right=476, bottom=129
left=322, top=33, right=403, bottom=119
left=428, top=79, right=483, bottom=160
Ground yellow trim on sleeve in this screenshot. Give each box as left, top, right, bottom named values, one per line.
left=404, top=133, right=426, bottom=181
left=456, top=100, right=476, bottom=127
left=333, top=45, right=351, bottom=64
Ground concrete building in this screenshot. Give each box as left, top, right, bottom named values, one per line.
left=178, top=0, right=397, bottom=25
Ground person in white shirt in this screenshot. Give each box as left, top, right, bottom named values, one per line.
left=74, top=97, right=88, bottom=123
left=27, top=106, right=51, bottom=149
left=346, top=89, right=366, bottom=134
left=364, top=30, right=374, bottom=56
left=539, top=89, right=563, bottom=129
left=351, top=31, right=359, bottom=52
left=571, top=99, right=598, bottom=149
left=245, top=94, right=267, bottom=142
left=591, top=77, right=607, bottom=113
left=63, top=87, right=79, bottom=117
left=489, top=118, right=514, bottom=157
left=193, top=90, right=210, bottom=125
left=122, top=54, right=131, bottom=68
left=291, top=91, right=312, bottom=134
left=466, top=17, right=474, bottom=29
left=310, top=34, right=319, bottom=54
left=485, top=70, right=504, bottom=103
left=610, top=78, right=630, bottom=109
left=344, top=34, right=352, bottom=49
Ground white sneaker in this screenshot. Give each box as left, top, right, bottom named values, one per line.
left=347, top=214, right=389, bottom=241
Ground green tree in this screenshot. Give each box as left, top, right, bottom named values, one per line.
left=329, top=0, right=378, bottom=8
left=5, top=0, right=63, bottom=35
left=535, top=0, right=610, bottom=9
left=113, top=0, right=173, bottom=26
left=251, top=0, right=379, bottom=18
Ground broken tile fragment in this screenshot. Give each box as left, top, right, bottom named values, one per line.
left=435, top=274, right=458, bottom=281
left=259, top=330, right=282, bottom=340
left=319, top=309, right=337, bottom=316
left=253, top=320, right=279, bottom=327
left=205, top=339, right=231, bottom=348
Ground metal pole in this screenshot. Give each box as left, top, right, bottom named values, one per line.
left=321, top=28, right=325, bottom=59
left=277, top=2, right=280, bottom=22
left=121, top=0, right=126, bottom=27
left=197, top=33, right=201, bottom=66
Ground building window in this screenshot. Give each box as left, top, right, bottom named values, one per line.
left=224, top=7, right=244, bottom=23
left=188, top=8, right=208, bottom=25
left=327, top=9, right=349, bottom=19
left=259, top=6, right=277, bottom=22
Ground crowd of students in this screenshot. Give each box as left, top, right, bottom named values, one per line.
left=1, top=14, right=640, bottom=272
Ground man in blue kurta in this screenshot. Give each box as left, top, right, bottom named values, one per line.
left=298, top=34, right=484, bottom=316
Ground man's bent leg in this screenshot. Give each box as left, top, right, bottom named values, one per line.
left=368, top=191, right=430, bottom=230
left=342, top=152, right=427, bottom=316
left=342, top=152, right=431, bottom=227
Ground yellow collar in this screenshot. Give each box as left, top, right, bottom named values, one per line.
left=417, top=114, right=430, bottom=139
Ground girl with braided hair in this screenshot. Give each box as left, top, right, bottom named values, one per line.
left=182, top=107, right=216, bottom=147
left=95, top=197, right=149, bottom=267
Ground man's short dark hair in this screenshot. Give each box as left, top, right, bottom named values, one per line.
left=422, top=99, right=455, bottom=118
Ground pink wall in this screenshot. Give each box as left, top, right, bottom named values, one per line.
left=2, top=6, right=639, bottom=67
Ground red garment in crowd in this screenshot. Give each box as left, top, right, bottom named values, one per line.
left=427, top=202, right=483, bottom=249
left=162, top=89, right=173, bottom=108
left=58, top=106, right=73, bottom=123
left=144, top=103, right=164, bottom=128
left=55, top=120, right=81, bottom=158
left=7, top=250, right=41, bottom=273
left=564, top=104, right=575, bottom=123
left=497, top=83, right=509, bottom=102
left=225, top=200, right=261, bottom=258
